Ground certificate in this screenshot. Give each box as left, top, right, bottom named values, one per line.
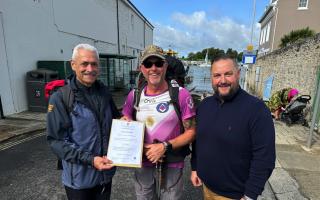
left=107, top=119, right=145, bottom=168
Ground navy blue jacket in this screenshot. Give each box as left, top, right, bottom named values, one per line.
left=191, top=88, right=275, bottom=200
left=47, top=76, right=120, bottom=189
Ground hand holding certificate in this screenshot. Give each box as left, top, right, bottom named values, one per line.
left=107, top=119, right=145, bottom=168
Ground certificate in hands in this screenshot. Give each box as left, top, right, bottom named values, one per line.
left=107, top=119, right=145, bottom=168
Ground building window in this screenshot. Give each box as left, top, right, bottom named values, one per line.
left=260, top=21, right=271, bottom=45
left=298, top=0, right=308, bottom=9
left=265, top=22, right=271, bottom=42
left=260, top=26, right=265, bottom=45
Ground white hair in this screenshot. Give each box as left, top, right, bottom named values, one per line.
left=72, top=43, right=99, bottom=60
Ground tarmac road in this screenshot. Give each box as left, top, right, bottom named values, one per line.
left=0, top=133, right=203, bottom=200
left=0, top=131, right=278, bottom=200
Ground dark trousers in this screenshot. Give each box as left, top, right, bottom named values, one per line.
left=65, top=182, right=112, bottom=200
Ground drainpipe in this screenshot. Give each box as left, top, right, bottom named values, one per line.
left=143, top=22, right=146, bottom=47
left=271, top=3, right=279, bottom=51
left=116, top=0, right=120, bottom=54
left=307, top=82, right=320, bottom=148
left=0, top=95, right=5, bottom=119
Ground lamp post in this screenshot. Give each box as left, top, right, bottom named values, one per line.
left=250, top=0, right=257, bottom=45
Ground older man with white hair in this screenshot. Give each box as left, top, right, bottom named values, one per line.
left=47, top=43, right=120, bottom=200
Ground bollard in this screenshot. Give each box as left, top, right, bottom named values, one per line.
left=0, top=95, right=5, bottom=119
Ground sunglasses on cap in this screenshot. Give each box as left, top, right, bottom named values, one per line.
left=142, top=60, right=165, bottom=68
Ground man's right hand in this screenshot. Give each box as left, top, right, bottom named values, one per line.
left=190, top=170, right=203, bottom=187
left=93, top=156, right=114, bottom=170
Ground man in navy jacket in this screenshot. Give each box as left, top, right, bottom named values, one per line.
left=191, top=54, right=275, bottom=200
left=47, top=44, right=120, bottom=200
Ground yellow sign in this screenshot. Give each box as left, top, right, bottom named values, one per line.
left=247, top=44, right=254, bottom=51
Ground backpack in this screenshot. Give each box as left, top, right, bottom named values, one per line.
left=45, top=80, right=74, bottom=113
left=164, top=55, right=186, bottom=87
left=45, top=80, right=66, bottom=99
left=132, top=77, right=190, bottom=163
left=45, top=80, right=74, bottom=170
left=137, top=56, right=186, bottom=88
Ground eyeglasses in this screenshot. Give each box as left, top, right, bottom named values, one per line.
left=142, top=60, right=164, bottom=68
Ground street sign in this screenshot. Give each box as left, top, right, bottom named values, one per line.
left=242, top=55, right=256, bottom=64
left=242, top=49, right=257, bottom=64
left=247, top=44, right=254, bottom=51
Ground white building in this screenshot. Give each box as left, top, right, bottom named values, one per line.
left=0, top=0, right=153, bottom=115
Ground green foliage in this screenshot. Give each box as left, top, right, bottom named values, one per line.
left=186, top=47, right=240, bottom=62
left=279, top=27, right=315, bottom=48
left=237, top=52, right=243, bottom=62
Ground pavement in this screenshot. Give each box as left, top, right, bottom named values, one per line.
left=270, top=121, right=320, bottom=200
left=1, top=109, right=320, bottom=199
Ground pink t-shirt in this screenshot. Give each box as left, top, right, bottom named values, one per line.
left=122, top=86, right=195, bottom=168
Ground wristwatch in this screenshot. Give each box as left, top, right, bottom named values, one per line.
left=162, top=141, right=173, bottom=152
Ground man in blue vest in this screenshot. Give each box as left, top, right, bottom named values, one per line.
left=47, top=43, right=120, bottom=200
left=191, top=54, right=275, bottom=200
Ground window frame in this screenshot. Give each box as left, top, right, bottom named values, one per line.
left=298, top=0, right=308, bottom=10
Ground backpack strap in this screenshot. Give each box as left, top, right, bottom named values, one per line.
left=168, top=79, right=184, bottom=133
left=60, top=84, right=74, bottom=115
left=167, top=79, right=191, bottom=162
left=56, top=83, right=74, bottom=170
left=132, top=81, right=147, bottom=120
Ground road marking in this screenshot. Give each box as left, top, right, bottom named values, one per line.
left=0, top=132, right=45, bottom=151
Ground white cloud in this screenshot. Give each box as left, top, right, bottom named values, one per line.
left=152, top=11, right=261, bottom=57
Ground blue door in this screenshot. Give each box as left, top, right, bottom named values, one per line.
left=263, top=75, right=274, bottom=101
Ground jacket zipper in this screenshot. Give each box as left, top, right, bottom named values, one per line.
left=71, top=163, right=74, bottom=186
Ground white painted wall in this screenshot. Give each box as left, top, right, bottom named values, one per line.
left=0, top=12, right=15, bottom=114
left=0, top=0, right=153, bottom=115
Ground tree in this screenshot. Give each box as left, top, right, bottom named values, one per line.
left=186, top=47, right=240, bottom=62
left=187, top=52, right=195, bottom=60
left=279, top=27, right=315, bottom=48
left=226, top=48, right=238, bottom=59
left=237, top=52, right=243, bottom=62
left=209, top=48, right=225, bottom=62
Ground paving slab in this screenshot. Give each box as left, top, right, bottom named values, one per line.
left=275, top=191, right=308, bottom=200
left=277, top=151, right=320, bottom=171
left=0, top=117, right=46, bottom=143
left=269, top=168, right=300, bottom=194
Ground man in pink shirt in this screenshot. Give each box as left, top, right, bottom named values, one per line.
left=122, top=45, right=196, bottom=200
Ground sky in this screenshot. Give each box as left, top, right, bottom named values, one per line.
left=131, top=0, right=270, bottom=57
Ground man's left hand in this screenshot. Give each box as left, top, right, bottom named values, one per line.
left=144, top=143, right=166, bottom=163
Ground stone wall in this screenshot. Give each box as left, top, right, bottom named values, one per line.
left=247, top=33, right=320, bottom=101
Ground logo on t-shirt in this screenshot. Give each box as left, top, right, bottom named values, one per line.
left=187, top=97, right=194, bottom=109
left=156, top=102, right=169, bottom=113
